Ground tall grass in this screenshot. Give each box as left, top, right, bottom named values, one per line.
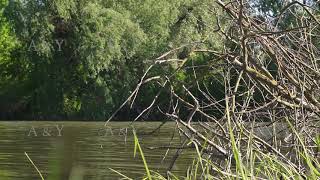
left=113, top=128, right=320, bottom=180
left=25, top=152, right=45, bottom=180
left=27, top=128, right=319, bottom=180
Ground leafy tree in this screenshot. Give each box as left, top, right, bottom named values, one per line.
left=0, top=0, right=225, bottom=120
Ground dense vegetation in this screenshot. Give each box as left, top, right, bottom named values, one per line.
left=1, top=0, right=319, bottom=122
left=0, top=0, right=224, bottom=120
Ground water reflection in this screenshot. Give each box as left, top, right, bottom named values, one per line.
left=0, top=122, right=194, bottom=179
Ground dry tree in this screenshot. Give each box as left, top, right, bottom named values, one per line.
left=108, top=0, right=320, bottom=178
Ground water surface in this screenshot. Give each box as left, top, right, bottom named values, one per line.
left=0, top=121, right=194, bottom=179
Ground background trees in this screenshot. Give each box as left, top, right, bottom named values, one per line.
left=2, top=0, right=319, bottom=123
left=0, top=0, right=224, bottom=120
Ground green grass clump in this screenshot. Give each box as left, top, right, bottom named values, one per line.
left=112, top=128, right=320, bottom=180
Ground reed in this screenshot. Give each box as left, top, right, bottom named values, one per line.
left=114, top=128, right=320, bottom=180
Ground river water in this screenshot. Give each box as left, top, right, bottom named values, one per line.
left=0, top=121, right=195, bottom=180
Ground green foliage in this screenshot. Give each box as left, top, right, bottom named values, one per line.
left=0, top=0, right=224, bottom=120
left=0, top=0, right=17, bottom=74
